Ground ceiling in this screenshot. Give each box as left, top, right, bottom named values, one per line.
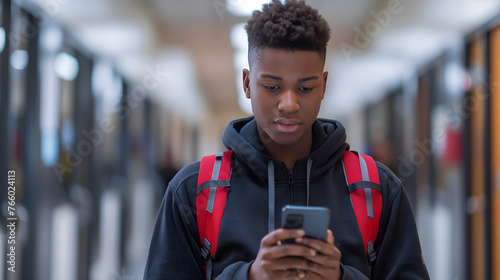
left=19, top=0, right=500, bottom=120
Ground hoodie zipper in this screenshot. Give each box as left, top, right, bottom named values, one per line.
left=288, top=169, right=294, bottom=204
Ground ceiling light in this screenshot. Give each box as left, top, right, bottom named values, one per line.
left=40, top=25, right=63, bottom=53
left=0, top=28, right=5, bottom=54
left=54, top=52, right=79, bottom=81
left=10, top=50, right=29, bottom=70
left=226, top=0, right=276, bottom=17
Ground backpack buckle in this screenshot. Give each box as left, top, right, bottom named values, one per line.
left=367, top=240, right=377, bottom=264
left=201, top=238, right=211, bottom=260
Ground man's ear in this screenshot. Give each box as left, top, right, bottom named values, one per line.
left=322, top=71, right=329, bottom=100
left=243, top=69, right=251, bottom=98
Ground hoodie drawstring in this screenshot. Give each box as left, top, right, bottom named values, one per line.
left=306, top=158, right=313, bottom=207
left=267, top=161, right=275, bottom=233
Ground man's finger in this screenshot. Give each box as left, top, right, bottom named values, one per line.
left=295, top=230, right=336, bottom=255
left=273, top=243, right=317, bottom=259
left=327, top=229, right=334, bottom=245
left=295, top=238, right=330, bottom=255
left=281, top=268, right=306, bottom=280
left=261, top=228, right=306, bottom=246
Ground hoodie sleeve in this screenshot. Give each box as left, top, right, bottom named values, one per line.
left=340, top=264, right=369, bottom=279
left=368, top=163, right=430, bottom=279
left=144, top=163, right=254, bottom=280
left=213, top=261, right=252, bottom=279
left=143, top=163, right=205, bottom=280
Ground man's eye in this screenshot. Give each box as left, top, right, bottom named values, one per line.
left=299, top=87, right=313, bottom=92
left=265, top=86, right=279, bottom=91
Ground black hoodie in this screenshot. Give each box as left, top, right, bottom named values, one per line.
left=144, top=117, right=430, bottom=279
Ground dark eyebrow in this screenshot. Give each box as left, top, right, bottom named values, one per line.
left=260, top=74, right=282, bottom=80
left=260, top=74, right=320, bottom=82
left=298, top=76, right=319, bottom=82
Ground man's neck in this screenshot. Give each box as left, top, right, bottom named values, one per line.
left=260, top=130, right=312, bottom=169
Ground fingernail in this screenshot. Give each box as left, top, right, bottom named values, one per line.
left=310, top=249, right=316, bottom=256
left=295, top=237, right=303, bottom=243
left=298, top=270, right=306, bottom=278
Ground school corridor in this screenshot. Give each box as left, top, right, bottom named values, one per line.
left=1, top=0, right=500, bottom=279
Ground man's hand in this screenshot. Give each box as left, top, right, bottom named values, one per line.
left=294, top=229, right=342, bottom=279
left=248, top=229, right=341, bottom=280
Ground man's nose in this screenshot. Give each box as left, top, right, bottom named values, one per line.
left=278, top=89, right=299, bottom=113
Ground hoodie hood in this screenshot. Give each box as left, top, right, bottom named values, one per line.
left=222, top=116, right=349, bottom=184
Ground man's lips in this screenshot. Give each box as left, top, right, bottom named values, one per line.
left=275, top=118, right=300, bottom=125
left=274, top=118, right=301, bottom=133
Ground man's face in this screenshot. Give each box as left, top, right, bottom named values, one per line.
left=243, top=48, right=328, bottom=147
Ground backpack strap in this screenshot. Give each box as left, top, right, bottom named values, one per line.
left=196, top=150, right=233, bottom=280
left=342, top=150, right=383, bottom=264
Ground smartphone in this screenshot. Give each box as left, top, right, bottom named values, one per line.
left=281, top=205, right=330, bottom=241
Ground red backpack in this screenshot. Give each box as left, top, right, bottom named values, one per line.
left=196, top=150, right=382, bottom=279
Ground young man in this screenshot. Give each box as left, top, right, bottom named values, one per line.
left=144, top=0, right=430, bottom=279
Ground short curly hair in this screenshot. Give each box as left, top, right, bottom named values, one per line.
left=245, top=0, right=331, bottom=67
